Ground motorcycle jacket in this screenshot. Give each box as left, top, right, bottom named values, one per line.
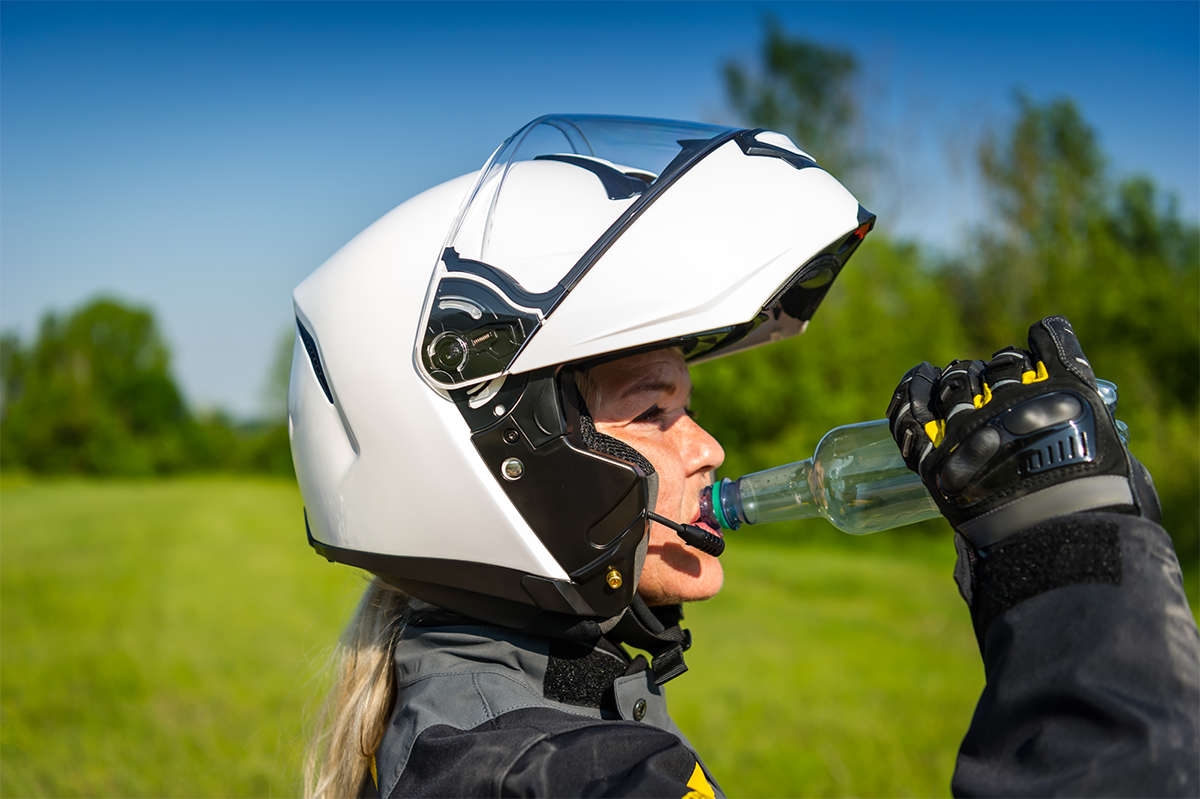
left=364, top=511, right=1199, bottom=798
left=951, top=512, right=1199, bottom=796
left=367, top=602, right=723, bottom=799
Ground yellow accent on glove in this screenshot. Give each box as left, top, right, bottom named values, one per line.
left=924, top=419, right=946, bottom=447
left=973, top=382, right=993, bottom=409
left=1021, top=361, right=1049, bottom=384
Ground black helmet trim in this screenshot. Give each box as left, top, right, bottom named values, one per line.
left=296, top=317, right=334, bottom=404
left=307, top=510, right=600, bottom=624
left=421, top=258, right=548, bottom=387
left=296, top=315, right=360, bottom=454
left=444, top=366, right=658, bottom=619
left=734, top=128, right=820, bottom=170
left=442, top=248, right=563, bottom=314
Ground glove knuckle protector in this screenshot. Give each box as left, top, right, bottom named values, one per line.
left=889, top=316, right=1150, bottom=550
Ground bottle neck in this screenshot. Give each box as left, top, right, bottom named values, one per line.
left=726, top=457, right=823, bottom=527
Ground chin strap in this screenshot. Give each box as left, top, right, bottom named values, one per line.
left=611, top=597, right=692, bottom=684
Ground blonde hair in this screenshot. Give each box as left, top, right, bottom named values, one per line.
left=305, top=578, right=410, bottom=799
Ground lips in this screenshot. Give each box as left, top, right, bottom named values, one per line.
left=690, top=513, right=723, bottom=538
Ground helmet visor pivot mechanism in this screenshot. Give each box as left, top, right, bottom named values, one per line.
left=290, top=114, right=874, bottom=636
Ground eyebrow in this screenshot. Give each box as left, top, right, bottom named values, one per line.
left=619, top=376, right=691, bottom=403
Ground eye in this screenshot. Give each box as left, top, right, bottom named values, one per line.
left=634, top=404, right=665, bottom=423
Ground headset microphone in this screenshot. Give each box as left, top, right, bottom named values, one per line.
left=645, top=511, right=726, bottom=557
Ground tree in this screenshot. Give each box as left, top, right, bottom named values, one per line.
left=2, top=297, right=300, bottom=478
left=980, top=93, right=1104, bottom=239
left=953, top=94, right=1108, bottom=344
left=244, top=324, right=298, bottom=478
left=1, top=331, right=27, bottom=419
left=1, top=298, right=193, bottom=474
left=704, top=15, right=960, bottom=542
left=717, top=34, right=1198, bottom=561
left=952, top=94, right=1199, bottom=561
left=958, top=95, right=1198, bottom=410
left=722, top=15, right=865, bottom=181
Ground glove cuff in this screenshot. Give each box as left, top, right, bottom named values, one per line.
left=955, top=516, right=1123, bottom=647
left=956, top=474, right=1135, bottom=548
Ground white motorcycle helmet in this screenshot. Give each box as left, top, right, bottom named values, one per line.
left=290, top=115, right=873, bottom=644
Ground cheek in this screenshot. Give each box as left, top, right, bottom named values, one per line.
left=641, top=442, right=687, bottom=513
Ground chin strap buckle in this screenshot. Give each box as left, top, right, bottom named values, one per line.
left=612, top=598, right=692, bottom=685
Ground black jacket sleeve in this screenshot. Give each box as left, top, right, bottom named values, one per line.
left=953, top=513, right=1200, bottom=797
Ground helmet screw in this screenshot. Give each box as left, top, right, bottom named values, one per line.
left=503, top=428, right=520, bottom=444
left=493, top=404, right=506, bottom=417
left=501, top=458, right=524, bottom=480
left=605, top=568, right=623, bottom=590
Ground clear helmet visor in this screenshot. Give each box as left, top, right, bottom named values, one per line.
left=452, top=115, right=734, bottom=286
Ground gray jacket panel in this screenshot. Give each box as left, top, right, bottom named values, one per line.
left=376, top=621, right=721, bottom=798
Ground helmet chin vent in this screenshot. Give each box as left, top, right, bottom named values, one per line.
left=296, top=318, right=333, bottom=404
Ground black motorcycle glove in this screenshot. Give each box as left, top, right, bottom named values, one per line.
left=886, top=315, right=1160, bottom=550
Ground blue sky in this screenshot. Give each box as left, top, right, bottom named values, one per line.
left=3, top=1, right=1197, bottom=417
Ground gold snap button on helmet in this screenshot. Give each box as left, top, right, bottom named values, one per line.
left=605, top=569, right=622, bottom=589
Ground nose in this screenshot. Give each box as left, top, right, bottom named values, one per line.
left=679, top=415, right=725, bottom=477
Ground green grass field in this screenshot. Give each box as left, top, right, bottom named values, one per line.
left=2, top=477, right=1196, bottom=797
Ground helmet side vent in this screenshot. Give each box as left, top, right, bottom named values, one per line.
left=292, top=315, right=360, bottom=456
left=296, top=318, right=334, bottom=404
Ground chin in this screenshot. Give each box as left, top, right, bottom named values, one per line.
left=638, top=549, right=724, bottom=606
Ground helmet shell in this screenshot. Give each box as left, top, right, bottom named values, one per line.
left=290, top=116, right=873, bottom=624
left=291, top=174, right=569, bottom=581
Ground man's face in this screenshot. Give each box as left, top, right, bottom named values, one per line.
left=584, top=349, right=726, bottom=606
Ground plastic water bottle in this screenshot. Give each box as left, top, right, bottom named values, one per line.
left=699, top=380, right=1127, bottom=536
